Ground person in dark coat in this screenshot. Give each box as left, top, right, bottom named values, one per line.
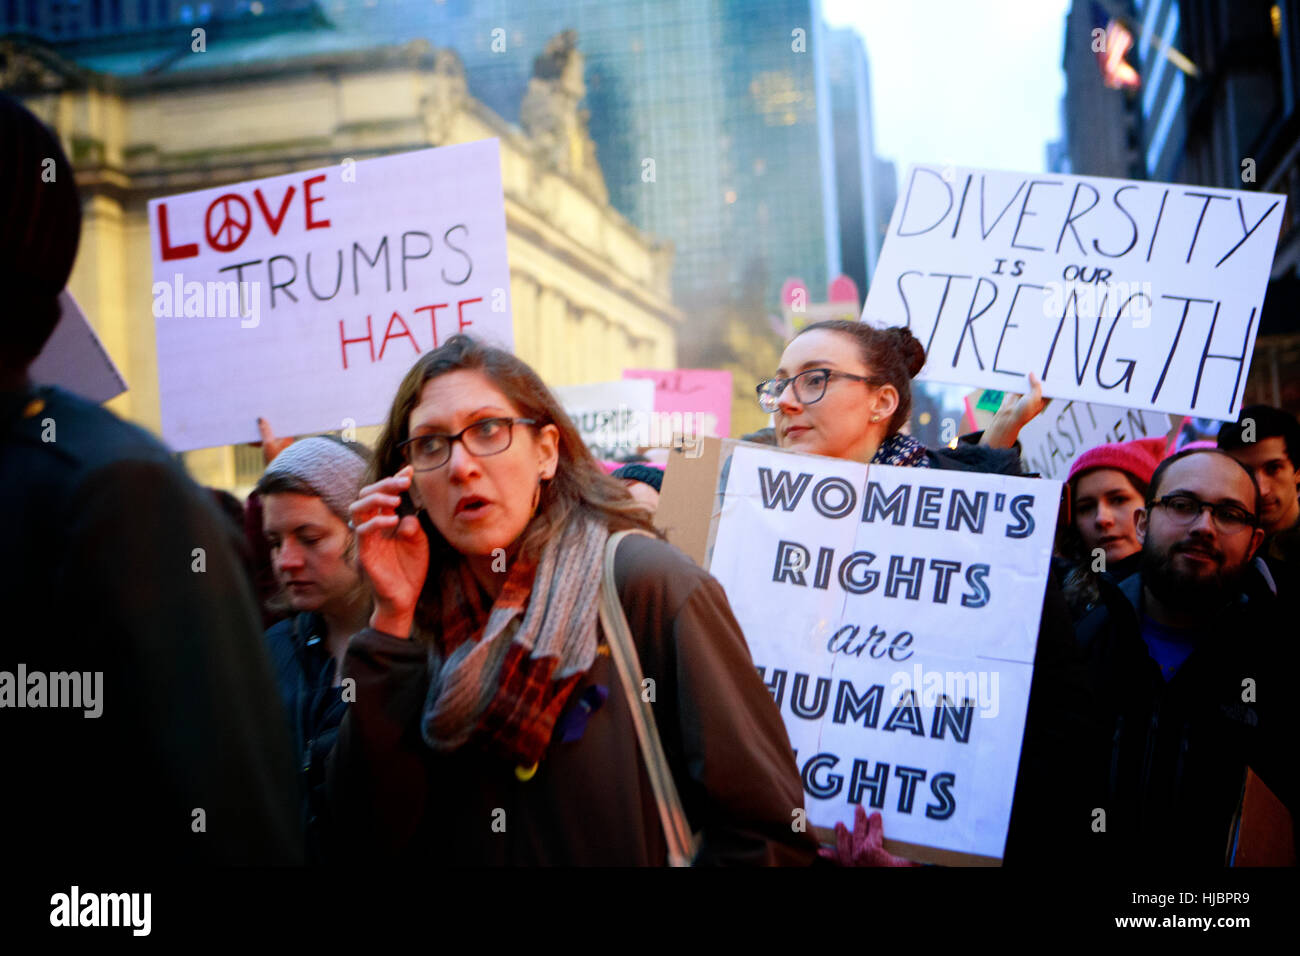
left=1075, top=447, right=1295, bottom=864
left=256, top=436, right=372, bottom=862
left=756, top=318, right=1099, bottom=865
left=329, top=336, right=816, bottom=865
left=0, top=93, right=301, bottom=864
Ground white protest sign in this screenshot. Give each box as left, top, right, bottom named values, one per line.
left=553, top=379, right=655, bottom=458
left=709, top=445, right=1060, bottom=863
left=863, top=165, right=1284, bottom=421
left=149, top=140, right=512, bottom=451
left=1018, top=399, right=1174, bottom=480
left=29, top=292, right=127, bottom=404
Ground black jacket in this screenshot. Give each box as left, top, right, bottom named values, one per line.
left=2, top=383, right=302, bottom=865
left=1075, top=572, right=1295, bottom=864
left=266, top=611, right=350, bottom=863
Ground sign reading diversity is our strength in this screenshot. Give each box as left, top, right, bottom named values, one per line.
left=705, top=443, right=1061, bottom=864
left=149, top=140, right=512, bottom=451
left=863, top=165, right=1285, bottom=421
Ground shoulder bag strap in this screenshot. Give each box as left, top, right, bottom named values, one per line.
left=599, top=529, right=695, bottom=867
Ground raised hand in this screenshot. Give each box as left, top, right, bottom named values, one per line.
left=255, top=417, right=296, bottom=464
left=349, top=465, right=429, bottom=638
left=981, top=372, right=1048, bottom=449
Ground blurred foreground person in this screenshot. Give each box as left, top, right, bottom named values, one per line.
left=1075, top=448, right=1294, bottom=863
left=0, top=94, right=301, bottom=864
left=257, top=437, right=371, bottom=862
left=1056, top=437, right=1166, bottom=620
left=330, top=335, right=816, bottom=865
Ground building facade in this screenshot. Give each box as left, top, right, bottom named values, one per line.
left=2, top=17, right=679, bottom=490
left=1061, top=0, right=1145, bottom=178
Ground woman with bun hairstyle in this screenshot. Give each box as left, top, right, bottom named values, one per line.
left=327, top=335, right=816, bottom=866
left=757, top=319, right=1101, bottom=866
left=758, top=320, right=1045, bottom=471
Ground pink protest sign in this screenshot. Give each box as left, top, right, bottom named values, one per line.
left=624, top=368, right=733, bottom=440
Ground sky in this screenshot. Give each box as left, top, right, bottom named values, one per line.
left=823, top=0, right=1071, bottom=180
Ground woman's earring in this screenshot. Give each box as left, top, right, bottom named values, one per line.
left=871, top=414, right=881, bottom=423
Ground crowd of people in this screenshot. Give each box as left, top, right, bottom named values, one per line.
left=5, top=93, right=1295, bottom=867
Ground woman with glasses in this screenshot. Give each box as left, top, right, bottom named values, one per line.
left=755, top=319, right=1097, bottom=866
left=757, top=319, right=1044, bottom=471
left=326, top=335, right=817, bottom=866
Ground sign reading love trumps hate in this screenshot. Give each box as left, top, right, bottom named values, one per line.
left=863, top=165, right=1284, bottom=421
left=149, top=140, right=512, bottom=451
left=707, top=444, right=1060, bottom=864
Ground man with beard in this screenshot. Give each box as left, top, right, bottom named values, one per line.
left=1075, top=448, right=1295, bottom=864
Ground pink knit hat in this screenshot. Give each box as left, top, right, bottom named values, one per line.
left=1067, top=435, right=1169, bottom=487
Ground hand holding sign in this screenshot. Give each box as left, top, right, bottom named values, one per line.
left=254, top=417, right=295, bottom=465
left=818, top=805, right=919, bottom=867
left=981, top=372, right=1048, bottom=449
left=349, top=465, right=428, bottom=638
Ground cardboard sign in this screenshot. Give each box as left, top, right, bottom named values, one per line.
left=29, top=292, right=128, bottom=404
left=863, top=165, right=1285, bottom=421
left=623, top=368, right=732, bottom=440
left=1018, top=399, right=1176, bottom=480
left=149, top=140, right=512, bottom=450
left=552, top=379, right=655, bottom=459
left=661, top=439, right=1061, bottom=864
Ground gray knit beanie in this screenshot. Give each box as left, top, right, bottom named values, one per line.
left=258, top=437, right=370, bottom=522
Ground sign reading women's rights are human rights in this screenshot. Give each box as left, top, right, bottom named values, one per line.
left=707, top=444, right=1061, bottom=865
left=149, top=140, right=512, bottom=451
left=862, top=165, right=1285, bottom=421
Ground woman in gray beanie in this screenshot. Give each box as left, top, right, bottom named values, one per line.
left=256, top=435, right=372, bottom=862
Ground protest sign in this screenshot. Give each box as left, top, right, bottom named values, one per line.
left=552, top=379, right=655, bottom=459
left=149, top=140, right=512, bottom=450
left=29, top=292, right=128, bottom=404
left=623, top=368, right=732, bottom=440
left=863, top=165, right=1285, bottom=421
left=1018, top=399, right=1176, bottom=480
left=661, top=439, right=1061, bottom=864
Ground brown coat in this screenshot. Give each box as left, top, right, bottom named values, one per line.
left=327, top=533, right=817, bottom=865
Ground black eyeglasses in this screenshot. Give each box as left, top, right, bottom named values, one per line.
left=397, top=417, right=537, bottom=471
left=1148, top=494, right=1258, bottom=535
left=755, top=368, right=883, bottom=414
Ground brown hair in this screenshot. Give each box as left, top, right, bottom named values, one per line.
left=370, top=336, right=658, bottom=610
left=1057, top=470, right=1149, bottom=617
left=794, top=319, right=925, bottom=435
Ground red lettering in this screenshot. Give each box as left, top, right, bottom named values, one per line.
left=253, top=185, right=296, bottom=236
left=156, top=202, right=199, bottom=261
left=339, top=314, right=375, bottom=370
left=457, top=296, right=483, bottom=333
left=378, top=310, right=420, bottom=360
left=415, top=303, right=448, bottom=348
left=304, top=175, right=330, bottom=230
left=205, top=193, right=253, bottom=253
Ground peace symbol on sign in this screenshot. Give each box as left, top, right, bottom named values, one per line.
left=205, top=193, right=253, bottom=253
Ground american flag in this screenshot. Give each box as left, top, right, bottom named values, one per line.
left=1091, top=1, right=1141, bottom=90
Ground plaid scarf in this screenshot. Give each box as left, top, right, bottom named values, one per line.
left=418, top=515, right=609, bottom=766
left=872, top=433, right=932, bottom=468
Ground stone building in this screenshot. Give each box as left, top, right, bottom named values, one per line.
left=2, top=16, right=679, bottom=490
